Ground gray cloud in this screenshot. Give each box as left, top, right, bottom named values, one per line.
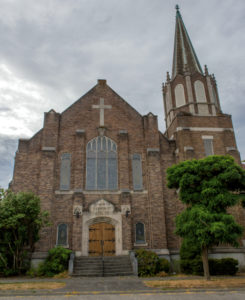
left=0, top=0, right=245, bottom=188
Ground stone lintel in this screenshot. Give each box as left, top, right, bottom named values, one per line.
left=74, top=189, right=83, bottom=194
left=76, top=129, right=85, bottom=135
left=42, top=147, right=56, bottom=152
left=184, top=146, right=194, bottom=152
left=147, top=148, right=160, bottom=156
left=55, top=190, right=74, bottom=195
left=226, top=147, right=237, bottom=152
left=119, top=130, right=128, bottom=135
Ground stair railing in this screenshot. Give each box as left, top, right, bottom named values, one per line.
left=68, top=252, right=75, bottom=275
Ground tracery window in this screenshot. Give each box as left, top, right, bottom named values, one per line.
left=135, top=222, right=145, bottom=244
left=86, top=136, right=118, bottom=190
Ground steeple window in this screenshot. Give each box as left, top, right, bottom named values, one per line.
left=202, top=136, right=214, bottom=156
left=86, top=136, right=118, bottom=190
left=174, top=84, right=186, bottom=107
left=194, top=80, right=207, bottom=102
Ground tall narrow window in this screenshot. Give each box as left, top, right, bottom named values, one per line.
left=174, top=84, right=186, bottom=107
left=86, top=136, right=117, bottom=190
left=132, top=154, right=143, bottom=190
left=202, top=136, right=214, bottom=156
left=57, top=223, right=68, bottom=246
left=60, top=153, right=71, bottom=190
left=135, top=222, right=145, bottom=244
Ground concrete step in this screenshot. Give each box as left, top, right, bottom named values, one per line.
left=73, top=255, right=133, bottom=277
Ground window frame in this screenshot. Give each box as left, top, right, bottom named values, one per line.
left=135, top=222, right=146, bottom=245
left=56, top=223, right=69, bottom=247
left=86, top=136, right=118, bottom=191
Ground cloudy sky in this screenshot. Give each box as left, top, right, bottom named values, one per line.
left=0, top=0, right=244, bottom=188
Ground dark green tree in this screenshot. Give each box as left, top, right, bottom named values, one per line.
left=0, top=189, right=49, bottom=275
left=167, top=155, right=245, bottom=280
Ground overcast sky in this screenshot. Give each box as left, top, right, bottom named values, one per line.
left=0, top=0, right=244, bottom=188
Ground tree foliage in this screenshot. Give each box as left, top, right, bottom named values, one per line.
left=167, top=155, right=245, bottom=279
left=0, top=189, right=49, bottom=276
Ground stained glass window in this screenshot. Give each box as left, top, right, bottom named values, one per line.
left=57, top=223, right=68, bottom=246
left=86, top=136, right=118, bottom=190
left=136, top=222, right=145, bottom=244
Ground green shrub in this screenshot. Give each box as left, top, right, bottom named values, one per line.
left=209, top=258, right=238, bottom=276
left=180, top=238, right=203, bottom=275
left=135, top=249, right=160, bottom=277
left=36, top=246, right=71, bottom=277
left=157, top=258, right=170, bottom=273
left=180, top=258, right=203, bottom=275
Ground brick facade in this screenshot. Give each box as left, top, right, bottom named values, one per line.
left=10, top=8, right=245, bottom=260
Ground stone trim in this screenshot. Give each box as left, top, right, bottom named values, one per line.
left=119, top=130, right=128, bottom=135
left=82, top=208, right=123, bottom=256
left=42, top=147, right=56, bottom=151
left=184, top=146, right=194, bottom=152
left=176, top=127, right=233, bottom=132
left=76, top=129, right=85, bottom=135
left=147, top=148, right=160, bottom=156
left=202, top=135, right=213, bottom=139
left=134, top=243, right=148, bottom=247
left=226, top=147, right=237, bottom=152
left=55, top=190, right=74, bottom=195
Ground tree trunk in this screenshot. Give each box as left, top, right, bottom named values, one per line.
left=201, top=246, right=210, bottom=280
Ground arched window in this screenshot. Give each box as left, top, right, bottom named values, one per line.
left=135, top=222, right=145, bottom=244
left=194, top=80, right=207, bottom=102
left=174, top=84, right=186, bottom=107
left=86, top=136, right=118, bottom=190
left=57, top=223, right=68, bottom=246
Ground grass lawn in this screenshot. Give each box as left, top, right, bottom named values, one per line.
left=0, top=282, right=66, bottom=290
left=144, top=277, right=245, bottom=289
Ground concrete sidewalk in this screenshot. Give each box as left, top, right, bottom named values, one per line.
left=0, top=276, right=154, bottom=297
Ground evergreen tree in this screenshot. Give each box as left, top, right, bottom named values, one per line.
left=167, top=155, right=245, bottom=280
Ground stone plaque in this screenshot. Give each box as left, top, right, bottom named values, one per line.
left=90, top=199, right=114, bottom=216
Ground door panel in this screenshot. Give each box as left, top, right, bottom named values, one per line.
left=89, top=222, right=115, bottom=256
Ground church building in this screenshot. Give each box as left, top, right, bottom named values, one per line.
left=11, top=7, right=245, bottom=270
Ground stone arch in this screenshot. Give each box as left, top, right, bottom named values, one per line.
left=81, top=199, right=124, bottom=256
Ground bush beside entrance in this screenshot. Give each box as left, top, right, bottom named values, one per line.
left=135, top=249, right=170, bottom=277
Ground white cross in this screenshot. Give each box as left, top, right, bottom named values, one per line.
left=92, top=98, right=112, bottom=127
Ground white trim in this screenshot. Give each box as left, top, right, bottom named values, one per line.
left=202, top=135, right=213, bottom=140
left=176, top=127, right=233, bottom=132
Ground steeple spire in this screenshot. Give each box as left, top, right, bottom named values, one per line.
left=172, top=5, right=203, bottom=78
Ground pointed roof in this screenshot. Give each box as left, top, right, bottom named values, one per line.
left=172, top=5, right=203, bottom=78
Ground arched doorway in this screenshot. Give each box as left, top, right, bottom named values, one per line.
left=89, top=222, right=115, bottom=256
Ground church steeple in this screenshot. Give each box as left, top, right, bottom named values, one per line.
left=172, top=5, right=203, bottom=78
left=162, top=6, right=222, bottom=133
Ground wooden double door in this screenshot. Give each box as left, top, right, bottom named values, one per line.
left=89, top=222, right=115, bottom=256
